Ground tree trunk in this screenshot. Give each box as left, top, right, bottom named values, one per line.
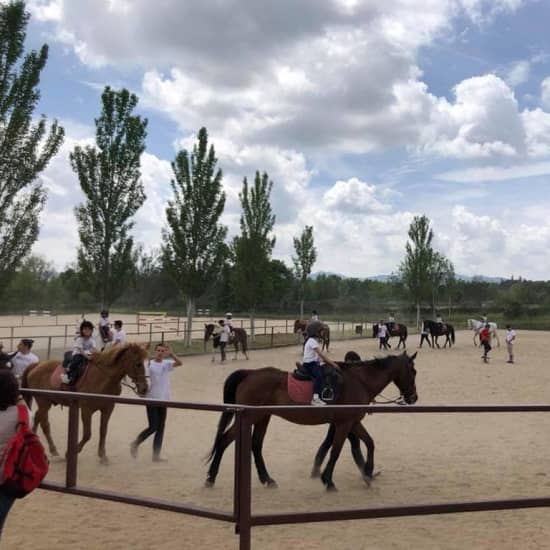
left=432, top=289, right=436, bottom=318
left=416, top=302, right=420, bottom=329
left=299, top=298, right=304, bottom=319
left=448, top=295, right=452, bottom=319
left=185, top=296, right=194, bottom=348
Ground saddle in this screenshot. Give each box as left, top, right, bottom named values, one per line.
left=292, top=362, right=343, bottom=402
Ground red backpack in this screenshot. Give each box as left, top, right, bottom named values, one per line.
left=0, top=404, right=49, bottom=498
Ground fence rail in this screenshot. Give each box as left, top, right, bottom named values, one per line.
left=19, top=388, right=550, bottom=550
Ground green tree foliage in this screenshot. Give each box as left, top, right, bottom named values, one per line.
left=429, top=251, right=455, bottom=316
left=0, top=1, right=64, bottom=290
left=292, top=225, right=317, bottom=317
left=232, top=171, right=275, bottom=335
left=162, top=128, right=227, bottom=345
left=71, top=86, right=147, bottom=308
left=399, top=215, right=433, bottom=326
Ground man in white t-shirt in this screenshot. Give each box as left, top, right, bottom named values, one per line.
left=218, top=319, right=231, bottom=362
left=112, top=320, right=126, bottom=346
left=505, top=325, right=516, bottom=364
left=10, top=339, right=39, bottom=381
left=130, top=343, right=182, bottom=461
left=377, top=321, right=389, bottom=350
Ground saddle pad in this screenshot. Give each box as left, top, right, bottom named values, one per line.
left=287, top=373, right=313, bottom=404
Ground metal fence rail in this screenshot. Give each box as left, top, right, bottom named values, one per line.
left=19, top=389, right=550, bottom=550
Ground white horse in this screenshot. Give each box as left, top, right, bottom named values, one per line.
left=467, top=319, right=500, bottom=347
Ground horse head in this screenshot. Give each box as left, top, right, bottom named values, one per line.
left=293, top=320, right=306, bottom=334
left=344, top=351, right=361, bottom=362
left=392, top=351, right=418, bottom=404
left=113, top=344, right=149, bottom=396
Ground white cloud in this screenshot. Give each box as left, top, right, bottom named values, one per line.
left=436, top=160, right=550, bottom=182
left=323, top=178, right=392, bottom=214
left=504, top=60, right=530, bottom=87
left=541, top=77, right=550, bottom=108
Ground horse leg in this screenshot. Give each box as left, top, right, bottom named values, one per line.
left=98, top=405, right=114, bottom=465
left=320, top=421, right=354, bottom=491
left=77, top=407, right=93, bottom=454
left=35, top=402, right=59, bottom=456
left=352, top=422, right=377, bottom=481
left=312, top=424, right=365, bottom=479
left=251, top=415, right=277, bottom=487
left=206, top=423, right=238, bottom=487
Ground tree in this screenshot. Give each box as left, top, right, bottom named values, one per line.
left=399, top=215, right=434, bottom=327
left=232, top=171, right=276, bottom=337
left=70, top=86, right=147, bottom=308
left=292, top=225, right=317, bottom=318
left=0, top=1, right=64, bottom=291
left=429, top=252, right=455, bottom=317
left=162, top=128, right=227, bottom=346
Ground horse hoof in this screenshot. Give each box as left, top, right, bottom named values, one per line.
left=310, top=469, right=321, bottom=479
left=50, top=449, right=59, bottom=457
left=204, top=479, right=215, bottom=488
left=266, top=479, right=278, bottom=489
left=99, top=457, right=110, bottom=466
left=326, top=484, right=338, bottom=492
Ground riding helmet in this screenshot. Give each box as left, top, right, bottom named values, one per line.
left=100, top=309, right=109, bottom=317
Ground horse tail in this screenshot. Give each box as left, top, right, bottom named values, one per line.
left=206, top=369, right=250, bottom=464
left=402, top=325, right=408, bottom=340
left=20, top=363, right=38, bottom=409
left=450, top=326, right=455, bottom=344
left=240, top=330, right=248, bottom=354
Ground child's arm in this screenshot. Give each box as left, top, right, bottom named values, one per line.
left=164, top=344, right=183, bottom=367
left=315, top=346, right=340, bottom=369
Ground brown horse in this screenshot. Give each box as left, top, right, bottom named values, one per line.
left=204, top=323, right=249, bottom=360
left=293, top=319, right=331, bottom=351
left=21, top=343, right=149, bottom=464
left=373, top=322, right=408, bottom=349
left=206, top=351, right=418, bottom=491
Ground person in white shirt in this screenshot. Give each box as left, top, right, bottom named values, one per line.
left=61, top=320, right=98, bottom=385
left=310, top=310, right=319, bottom=322
left=302, top=321, right=339, bottom=406
left=10, top=339, right=39, bottom=381
left=218, top=319, right=230, bottom=362
left=112, top=320, right=126, bottom=346
left=505, top=325, right=516, bottom=364
left=98, top=309, right=112, bottom=344
left=130, top=343, right=182, bottom=461
left=377, top=320, right=389, bottom=350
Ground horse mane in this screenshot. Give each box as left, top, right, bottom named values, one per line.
left=339, top=355, right=400, bottom=370
left=92, top=343, right=144, bottom=369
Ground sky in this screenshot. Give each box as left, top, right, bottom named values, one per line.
left=22, top=0, right=550, bottom=280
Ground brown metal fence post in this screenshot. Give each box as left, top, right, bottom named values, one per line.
left=161, top=331, right=165, bottom=344
left=66, top=399, right=80, bottom=488
left=149, top=322, right=152, bottom=343
left=64, top=324, right=68, bottom=347
left=270, top=326, right=274, bottom=347
left=10, top=326, right=14, bottom=350
left=47, top=336, right=52, bottom=360
left=237, top=410, right=252, bottom=550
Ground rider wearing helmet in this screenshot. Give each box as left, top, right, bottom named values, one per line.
left=225, top=312, right=234, bottom=334
left=99, top=309, right=112, bottom=343
left=302, top=321, right=339, bottom=406
left=61, top=320, right=98, bottom=385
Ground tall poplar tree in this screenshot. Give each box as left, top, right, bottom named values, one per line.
left=0, top=1, right=64, bottom=290
left=399, top=215, right=434, bottom=328
left=292, top=225, right=317, bottom=318
left=71, top=87, right=147, bottom=307
left=232, top=171, right=276, bottom=337
left=162, top=127, right=227, bottom=346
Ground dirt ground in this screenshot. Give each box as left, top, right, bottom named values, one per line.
left=4, top=329, right=550, bottom=549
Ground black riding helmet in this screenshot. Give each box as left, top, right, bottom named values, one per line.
left=100, top=309, right=109, bottom=317
left=306, top=321, right=322, bottom=338
left=80, top=320, right=94, bottom=336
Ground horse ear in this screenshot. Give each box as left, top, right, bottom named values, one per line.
left=410, top=352, right=418, bottom=361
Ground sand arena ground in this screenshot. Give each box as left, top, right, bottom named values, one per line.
left=4, top=329, right=550, bottom=549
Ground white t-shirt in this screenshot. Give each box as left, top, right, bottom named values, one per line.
left=99, top=317, right=111, bottom=327
left=11, top=352, right=39, bottom=378
left=73, top=336, right=97, bottom=356
left=220, top=325, right=230, bottom=343
left=147, top=359, right=175, bottom=400
left=113, top=330, right=126, bottom=345
left=303, top=337, right=321, bottom=363
left=506, top=329, right=516, bottom=343
left=377, top=324, right=388, bottom=338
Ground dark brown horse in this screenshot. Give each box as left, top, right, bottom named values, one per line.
left=21, top=343, right=149, bottom=464
left=204, top=323, right=249, bottom=360
left=372, top=323, right=408, bottom=349
left=293, top=319, right=331, bottom=351
left=206, top=351, right=418, bottom=491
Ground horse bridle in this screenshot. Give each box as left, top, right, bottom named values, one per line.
left=122, top=359, right=149, bottom=396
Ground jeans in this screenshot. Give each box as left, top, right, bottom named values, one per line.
left=0, top=490, right=15, bottom=541
left=134, top=406, right=167, bottom=458
left=220, top=341, right=227, bottom=361
left=303, top=361, right=324, bottom=395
